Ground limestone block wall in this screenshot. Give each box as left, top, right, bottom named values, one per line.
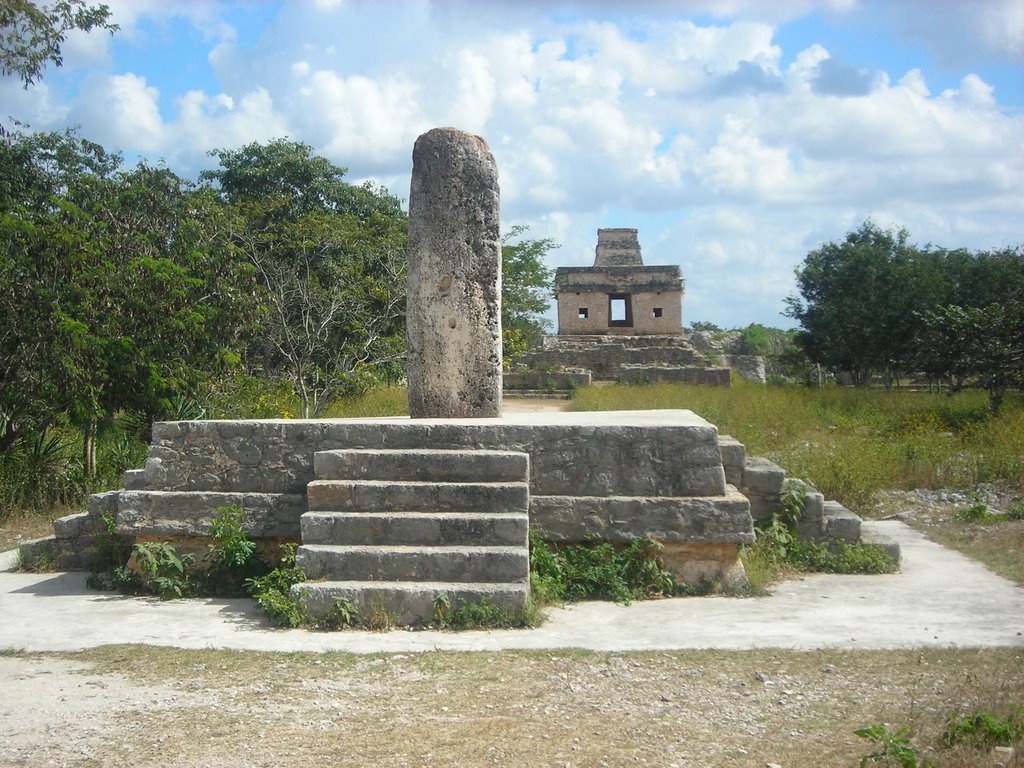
left=502, top=368, right=591, bottom=391
left=619, top=367, right=731, bottom=386
left=142, top=412, right=728, bottom=499
left=522, top=338, right=708, bottom=379
left=557, top=289, right=683, bottom=335
left=555, top=265, right=684, bottom=336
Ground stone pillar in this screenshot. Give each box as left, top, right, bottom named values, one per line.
left=406, top=127, right=502, bottom=418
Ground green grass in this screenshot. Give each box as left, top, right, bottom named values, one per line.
left=573, top=382, right=1024, bottom=511
left=321, top=386, right=408, bottom=418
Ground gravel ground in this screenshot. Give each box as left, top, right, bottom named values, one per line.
left=1, top=646, right=1021, bottom=768
left=868, top=484, right=1022, bottom=525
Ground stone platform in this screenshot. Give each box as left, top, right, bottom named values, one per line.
left=51, top=407, right=903, bottom=625
left=127, top=410, right=750, bottom=537
left=77, top=410, right=755, bottom=621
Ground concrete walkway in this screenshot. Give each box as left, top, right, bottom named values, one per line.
left=1, top=521, right=1022, bottom=653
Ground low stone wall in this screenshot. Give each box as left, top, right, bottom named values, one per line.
left=719, top=434, right=895, bottom=558
left=619, top=366, right=731, bottom=386
left=142, top=411, right=728, bottom=500
left=531, top=489, right=753, bottom=544
left=522, top=342, right=708, bottom=379
left=503, top=369, right=592, bottom=391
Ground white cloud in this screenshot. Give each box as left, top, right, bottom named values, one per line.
left=448, top=49, right=496, bottom=134
left=291, top=69, right=426, bottom=167
left=882, top=0, right=1024, bottom=65
left=69, top=73, right=165, bottom=152
left=7, top=0, right=1021, bottom=328
left=174, top=87, right=289, bottom=162
left=694, top=116, right=803, bottom=201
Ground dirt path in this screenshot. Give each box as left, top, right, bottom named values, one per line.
left=1, top=646, right=1021, bottom=768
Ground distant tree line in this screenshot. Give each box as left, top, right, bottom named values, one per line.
left=785, top=221, right=1023, bottom=412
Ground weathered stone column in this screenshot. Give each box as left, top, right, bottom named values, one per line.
left=406, top=127, right=502, bottom=418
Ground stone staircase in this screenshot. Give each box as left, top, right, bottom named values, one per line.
left=294, top=448, right=532, bottom=625
left=719, top=435, right=901, bottom=563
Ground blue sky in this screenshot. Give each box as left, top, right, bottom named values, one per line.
left=4, top=0, right=1022, bottom=329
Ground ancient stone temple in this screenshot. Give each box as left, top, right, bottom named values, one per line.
left=512, top=228, right=734, bottom=387
left=555, top=228, right=684, bottom=336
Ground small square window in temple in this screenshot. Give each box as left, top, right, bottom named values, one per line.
left=578, top=307, right=589, bottom=319
left=653, top=307, right=663, bottom=318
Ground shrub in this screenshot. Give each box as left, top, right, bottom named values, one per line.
left=942, top=707, right=1024, bottom=749
left=245, top=543, right=307, bottom=627
left=431, top=593, right=541, bottom=629
left=952, top=503, right=998, bottom=524
left=134, top=541, right=195, bottom=599
left=787, top=540, right=897, bottom=575
left=855, top=724, right=932, bottom=768
left=202, top=505, right=269, bottom=596
left=529, top=535, right=677, bottom=604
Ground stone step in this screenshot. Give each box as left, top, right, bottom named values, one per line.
left=314, top=448, right=529, bottom=484
left=300, top=510, right=528, bottom=547
left=296, top=544, right=530, bottom=583
left=530, top=490, right=754, bottom=544
left=306, top=479, right=529, bottom=514
left=822, top=501, right=862, bottom=543
left=859, top=521, right=902, bottom=565
left=796, top=491, right=826, bottom=539
left=294, top=580, right=531, bottom=627
left=114, top=490, right=305, bottom=539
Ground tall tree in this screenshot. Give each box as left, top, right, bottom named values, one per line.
left=919, top=303, right=1024, bottom=414
left=202, top=139, right=408, bottom=417
left=0, top=129, right=249, bottom=472
left=785, top=221, right=928, bottom=386
left=0, top=0, right=117, bottom=87
left=501, top=225, right=555, bottom=366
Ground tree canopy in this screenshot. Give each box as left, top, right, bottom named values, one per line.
left=0, top=129, right=250, bottom=470
left=0, top=0, right=117, bottom=88
left=786, top=220, right=1024, bottom=410
left=501, top=225, right=556, bottom=366
left=203, top=138, right=408, bottom=418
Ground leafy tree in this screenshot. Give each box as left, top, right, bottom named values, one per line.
left=919, top=304, right=1024, bottom=414
left=501, top=225, right=555, bottom=366
left=787, top=221, right=1023, bottom=394
left=0, top=0, right=117, bottom=87
left=688, top=321, right=722, bottom=333
left=785, top=221, right=936, bottom=386
left=737, top=323, right=771, bottom=356
left=0, top=129, right=250, bottom=473
left=736, top=324, right=821, bottom=384
left=202, top=139, right=408, bottom=417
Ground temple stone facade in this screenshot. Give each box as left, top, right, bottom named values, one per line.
left=509, top=227, right=747, bottom=389
left=555, top=228, right=684, bottom=336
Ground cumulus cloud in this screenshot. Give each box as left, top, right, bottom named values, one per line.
left=811, top=55, right=879, bottom=96
left=68, top=73, right=165, bottom=152
left=5, top=0, right=1021, bottom=328
left=881, top=0, right=1024, bottom=65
